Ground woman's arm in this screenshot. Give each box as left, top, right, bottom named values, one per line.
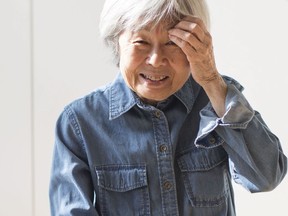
left=196, top=78, right=287, bottom=192
left=49, top=109, right=99, bottom=216
left=168, top=16, right=228, bottom=117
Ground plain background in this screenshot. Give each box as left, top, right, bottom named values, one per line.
left=0, top=0, right=287, bottom=215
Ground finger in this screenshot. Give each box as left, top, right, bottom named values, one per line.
left=168, top=34, right=198, bottom=58
left=173, top=20, right=206, bottom=43
left=168, top=28, right=204, bottom=52
left=182, top=16, right=208, bottom=33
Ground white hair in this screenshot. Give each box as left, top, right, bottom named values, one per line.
left=99, top=0, right=210, bottom=65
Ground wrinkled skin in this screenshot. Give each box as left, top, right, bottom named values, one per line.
left=119, top=16, right=227, bottom=116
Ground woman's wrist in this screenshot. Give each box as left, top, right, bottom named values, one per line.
left=201, top=74, right=228, bottom=117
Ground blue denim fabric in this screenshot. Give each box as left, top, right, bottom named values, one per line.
left=49, top=73, right=287, bottom=216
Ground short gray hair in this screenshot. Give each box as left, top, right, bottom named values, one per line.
left=99, top=0, right=210, bottom=65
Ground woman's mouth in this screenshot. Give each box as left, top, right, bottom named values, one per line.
left=141, top=74, right=168, bottom=82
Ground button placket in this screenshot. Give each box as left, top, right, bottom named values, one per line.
left=151, top=108, right=179, bottom=215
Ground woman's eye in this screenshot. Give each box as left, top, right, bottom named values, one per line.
left=134, top=40, right=148, bottom=45
left=166, top=41, right=177, bottom=46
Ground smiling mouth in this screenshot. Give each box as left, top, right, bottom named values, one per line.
left=141, top=74, right=169, bottom=82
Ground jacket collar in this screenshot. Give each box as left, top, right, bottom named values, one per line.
left=109, top=73, right=201, bottom=120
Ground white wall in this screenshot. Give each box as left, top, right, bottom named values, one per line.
left=0, top=0, right=287, bottom=215
left=0, top=0, right=33, bottom=215
left=208, top=1, right=288, bottom=215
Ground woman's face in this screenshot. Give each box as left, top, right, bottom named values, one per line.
left=118, top=23, right=190, bottom=104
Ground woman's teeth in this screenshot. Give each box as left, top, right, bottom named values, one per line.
left=143, top=74, right=167, bottom=81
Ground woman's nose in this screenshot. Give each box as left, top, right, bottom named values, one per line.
left=146, top=48, right=167, bottom=68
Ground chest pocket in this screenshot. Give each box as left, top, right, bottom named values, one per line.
left=177, top=146, right=229, bottom=208
left=95, top=164, right=150, bottom=216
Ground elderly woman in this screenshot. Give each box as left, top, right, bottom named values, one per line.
left=49, top=0, right=287, bottom=215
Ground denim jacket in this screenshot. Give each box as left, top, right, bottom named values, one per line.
left=49, top=73, right=287, bottom=216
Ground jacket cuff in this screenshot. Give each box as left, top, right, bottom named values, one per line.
left=195, top=82, right=254, bottom=148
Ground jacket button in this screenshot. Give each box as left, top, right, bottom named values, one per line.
left=154, top=110, right=161, bottom=118
left=209, top=137, right=216, bottom=144
left=160, top=144, right=168, bottom=152
left=163, top=181, right=173, bottom=190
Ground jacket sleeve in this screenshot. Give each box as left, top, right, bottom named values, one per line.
left=49, top=106, right=99, bottom=216
left=195, top=76, right=287, bottom=192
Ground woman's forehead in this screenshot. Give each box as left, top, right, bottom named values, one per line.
left=129, top=19, right=178, bottom=33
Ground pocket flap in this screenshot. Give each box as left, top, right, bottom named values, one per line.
left=95, top=165, right=147, bottom=192
left=178, top=147, right=227, bottom=172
